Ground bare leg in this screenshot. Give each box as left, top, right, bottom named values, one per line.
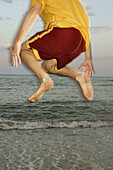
left=42, top=60, right=93, bottom=100
left=21, top=42, right=54, bottom=102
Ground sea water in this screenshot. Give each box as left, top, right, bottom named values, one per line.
left=0, top=75, right=113, bottom=170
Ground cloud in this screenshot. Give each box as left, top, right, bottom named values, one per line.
left=83, top=3, right=92, bottom=11
left=0, top=16, right=11, bottom=20
left=83, top=3, right=95, bottom=17
left=19, top=6, right=24, bottom=11
left=0, top=0, right=12, bottom=3
left=88, top=12, right=95, bottom=17
left=0, top=43, right=10, bottom=50
left=91, top=26, right=113, bottom=33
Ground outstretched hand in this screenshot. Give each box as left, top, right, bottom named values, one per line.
left=10, top=43, right=22, bottom=67
left=77, top=59, right=95, bottom=76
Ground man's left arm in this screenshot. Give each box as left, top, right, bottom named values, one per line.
left=77, top=42, right=95, bottom=76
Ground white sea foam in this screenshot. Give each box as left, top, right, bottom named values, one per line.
left=0, top=119, right=113, bottom=130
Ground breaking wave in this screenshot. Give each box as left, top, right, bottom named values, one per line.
left=0, top=119, right=113, bottom=130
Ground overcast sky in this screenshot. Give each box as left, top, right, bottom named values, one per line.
left=0, top=0, right=113, bottom=76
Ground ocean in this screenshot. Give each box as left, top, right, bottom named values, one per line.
left=0, top=75, right=113, bottom=170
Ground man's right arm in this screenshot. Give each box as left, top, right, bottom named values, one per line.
left=11, top=2, right=42, bottom=67
left=14, top=2, right=42, bottom=47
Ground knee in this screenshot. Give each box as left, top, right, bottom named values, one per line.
left=21, top=42, right=30, bottom=52
left=21, top=42, right=27, bottom=51
left=42, top=60, right=57, bottom=74
left=20, top=42, right=31, bottom=58
left=20, top=42, right=26, bottom=55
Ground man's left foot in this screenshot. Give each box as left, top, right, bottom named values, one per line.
left=76, top=72, right=93, bottom=101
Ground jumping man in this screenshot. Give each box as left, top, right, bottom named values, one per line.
left=11, top=0, right=94, bottom=102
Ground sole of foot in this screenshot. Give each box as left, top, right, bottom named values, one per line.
left=76, top=72, right=93, bottom=101
left=28, top=78, right=54, bottom=103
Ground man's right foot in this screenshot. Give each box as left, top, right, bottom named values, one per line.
left=76, top=72, right=93, bottom=101
left=28, top=78, right=54, bottom=103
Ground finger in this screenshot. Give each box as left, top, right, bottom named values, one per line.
left=87, top=63, right=94, bottom=76
left=84, top=68, right=89, bottom=75
left=78, top=61, right=88, bottom=69
left=90, top=66, right=95, bottom=76
left=91, top=65, right=95, bottom=75
left=92, top=68, right=95, bottom=75
left=10, top=47, right=14, bottom=51
left=84, top=69, right=88, bottom=74
left=11, top=53, right=15, bottom=67
left=84, top=66, right=92, bottom=77
left=13, top=56, right=16, bottom=67
left=77, top=63, right=84, bottom=69
left=12, top=56, right=15, bottom=67
left=15, top=56, right=18, bottom=68
left=17, top=54, right=22, bottom=64
left=13, top=55, right=18, bottom=67
left=83, top=69, right=90, bottom=79
left=11, top=51, right=16, bottom=56
left=87, top=67, right=92, bottom=76
left=11, top=56, right=14, bottom=66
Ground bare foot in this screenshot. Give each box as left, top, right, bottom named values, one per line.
left=28, top=78, right=54, bottom=103
left=76, top=72, right=93, bottom=101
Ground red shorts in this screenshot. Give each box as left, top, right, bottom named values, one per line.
left=27, top=27, right=85, bottom=70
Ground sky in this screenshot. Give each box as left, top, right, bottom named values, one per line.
left=0, top=0, right=113, bottom=77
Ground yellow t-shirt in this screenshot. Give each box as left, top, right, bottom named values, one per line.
left=30, top=0, right=90, bottom=50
